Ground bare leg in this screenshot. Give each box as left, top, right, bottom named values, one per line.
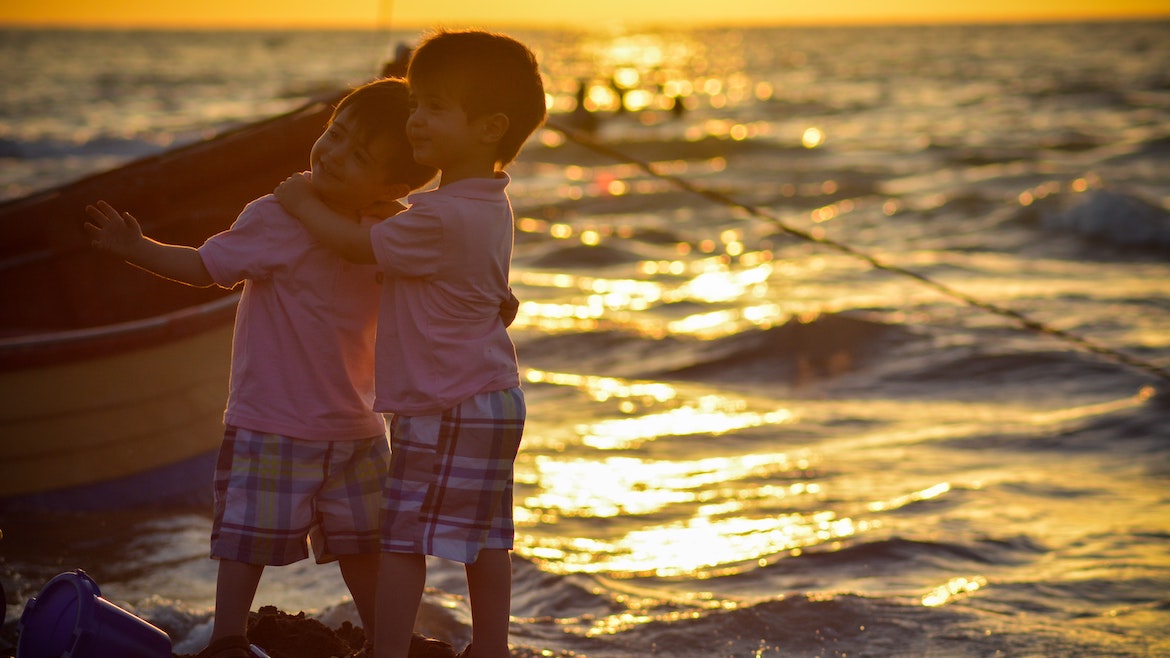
left=464, top=549, right=512, bottom=658
left=210, top=559, right=264, bottom=642
left=373, top=552, right=426, bottom=658
left=339, top=552, right=380, bottom=645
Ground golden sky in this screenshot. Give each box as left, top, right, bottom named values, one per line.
left=1, top=0, right=1167, bottom=29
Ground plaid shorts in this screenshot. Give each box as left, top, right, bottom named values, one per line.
left=210, top=425, right=390, bottom=566
left=382, top=387, right=525, bottom=564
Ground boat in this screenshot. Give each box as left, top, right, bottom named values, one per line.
left=0, top=90, right=347, bottom=510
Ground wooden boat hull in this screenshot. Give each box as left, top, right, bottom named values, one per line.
left=0, top=91, right=345, bottom=508
left=0, top=295, right=236, bottom=506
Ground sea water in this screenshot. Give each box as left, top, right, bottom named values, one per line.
left=2, top=22, right=1169, bottom=657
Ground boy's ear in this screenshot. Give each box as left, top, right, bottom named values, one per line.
left=480, top=113, right=510, bottom=144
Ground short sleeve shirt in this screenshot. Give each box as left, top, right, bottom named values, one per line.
left=198, top=193, right=385, bottom=440
left=368, top=174, right=520, bottom=415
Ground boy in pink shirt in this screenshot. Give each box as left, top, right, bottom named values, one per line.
left=84, top=78, right=437, bottom=658
left=274, top=29, right=546, bottom=658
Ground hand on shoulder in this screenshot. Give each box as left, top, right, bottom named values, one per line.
left=273, top=172, right=315, bottom=215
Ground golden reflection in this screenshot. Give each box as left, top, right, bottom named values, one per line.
left=515, top=297, right=796, bottom=339
left=802, top=126, right=825, bottom=148
left=515, top=365, right=844, bottom=577
left=511, top=365, right=1152, bottom=583
left=512, top=259, right=796, bottom=337
left=584, top=609, right=703, bottom=638
left=921, top=575, right=987, bottom=607
left=550, top=31, right=714, bottom=117
left=512, top=590, right=740, bottom=637
left=687, top=119, right=773, bottom=142
left=580, top=398, right=795, bottom=450
left=542, top=27, right=777, bottom=144
left=671, top=262, right=772, bottom=303
left=868, top=482, right=951, bottom=512
left=666, top=308, right=738, bottom=336
left=517, top=494, right=861, bottom=577
left=537, top=129, right=564, bottom=148
left=612, top=67, right=640, bottom=89
left=524, top=369, right=677, bottom=403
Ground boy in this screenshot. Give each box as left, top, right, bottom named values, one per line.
left=273, top=29, right=546, bottom=658
left=84, top=78, right=437, bottom=658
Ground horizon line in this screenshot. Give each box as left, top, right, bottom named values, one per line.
left=2, top=13, right=1168, bottom=32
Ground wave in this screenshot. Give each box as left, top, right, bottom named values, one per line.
left=537, top=593, right=1016, bottom=658
left=889, top=349, right=1125, bottom=386
left=516, top=312, right=916, bottom=383
left=146, top=592, right=976, bottom=658
left=1016, top=186, right=1170, bottom=254
left=517, top=328, right=697, bottom=378
left=13, top=542, right=1157, bottom=658
left=504, top=552, right=1158, bottom=656
left=760, top=534, right=1048, bottom=582
left=663, top=313, right=917, bottom=383
left=0, top=134, right=173, bottom=161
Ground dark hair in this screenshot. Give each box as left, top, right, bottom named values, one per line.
left=331, top=77, right=437, bottom=189
left=407, top=29, right=547, bottom=166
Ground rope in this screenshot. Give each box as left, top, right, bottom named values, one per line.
left=376, top=0, right=395, bottom=31
left=544, top=119, right=1170, bottom=384
left=369, top=0, right=397, bottom=74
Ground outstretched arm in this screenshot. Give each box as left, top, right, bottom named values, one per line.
left=274, top=173, right=377, bottom=264
left=84, top=200, right=214, bottom=287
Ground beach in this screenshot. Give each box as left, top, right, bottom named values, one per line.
left=2, top=21, right=1170, bottom=657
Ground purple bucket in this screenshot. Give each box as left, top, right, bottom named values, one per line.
left=16, top=570, right=172, bottom=658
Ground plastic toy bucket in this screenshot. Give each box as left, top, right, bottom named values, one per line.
left=16, top=570, right=172, bottom=658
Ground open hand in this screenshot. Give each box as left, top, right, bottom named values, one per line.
left=84, top=200, right=143, bottom=257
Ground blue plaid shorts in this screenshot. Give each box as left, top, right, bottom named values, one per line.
left=210, top=425, right=390, bottom=566
left=381, top=387, right=525, bottom=563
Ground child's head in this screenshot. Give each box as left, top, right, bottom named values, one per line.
left=407, top=29, right=547, bottom=167
left=309, top=78, right=437, bottom=213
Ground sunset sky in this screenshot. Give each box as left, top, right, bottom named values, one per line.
left=2, top=0, right=1167, bottom=30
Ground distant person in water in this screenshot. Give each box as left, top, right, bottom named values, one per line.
left=566, top=79, right=599, bottom=134
left=274, top=28, right=546, bottom=658
left=84, top=78, right=437, bottom=658
left=382, top=42, right=412, bottom=78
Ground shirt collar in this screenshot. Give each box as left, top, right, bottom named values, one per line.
left=412, top=172, right=510, bottom=203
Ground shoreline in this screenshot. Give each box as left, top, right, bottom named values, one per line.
left=2, top=604, right=567, bottom=658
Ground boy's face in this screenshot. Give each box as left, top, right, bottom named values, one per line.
left=406, top=82, right=483, bottom=172
left=309, top=106, right=406, bottom=214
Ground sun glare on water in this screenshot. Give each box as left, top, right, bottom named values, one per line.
left=513, top=369, right=870, bottom=579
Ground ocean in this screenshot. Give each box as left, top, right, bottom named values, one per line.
left=2, top=20, right=1170, bottom=657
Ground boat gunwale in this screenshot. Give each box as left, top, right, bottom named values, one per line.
left=0, top=292, right=240, bottom=371
left=0, top=91, right=343, bottom=215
